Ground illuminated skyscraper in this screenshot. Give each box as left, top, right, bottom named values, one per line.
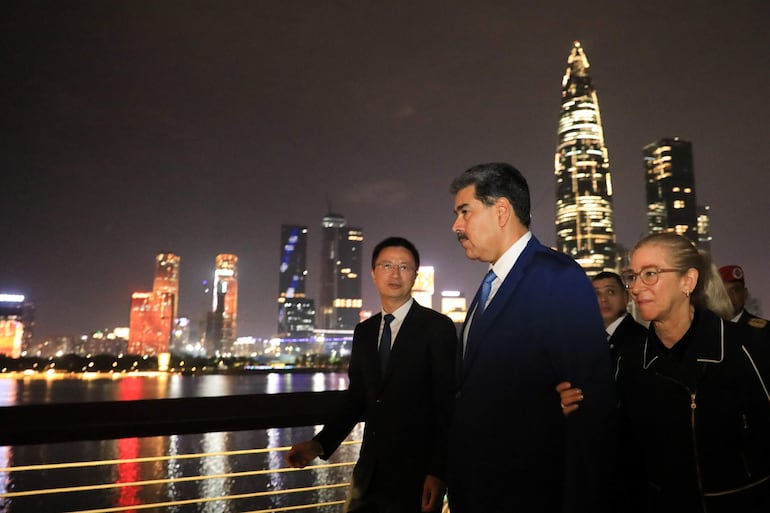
left=412, top=266, right=435, bottom=309
left=152, top=252, right=180, bottom=322
left=127, top=252, right=178, bottom=356
left=212, top=254, right=238, bottom=351
left=319, top=213, right=362, bottom=330
left=697, top=204, right=712, bottom=252
left=0, top=293, right=29, bottom=358
left=278, top=225, right=315, bottom=337
left=554, top=41, right=617, bottom=275
left=128, top=291, right=171, bottom=356
left=643, top=137, right=699, bottom=245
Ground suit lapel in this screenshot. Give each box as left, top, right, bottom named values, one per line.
left=381, top=302, right=420, bottom=381
left=463, top=236, right=540, bottom=371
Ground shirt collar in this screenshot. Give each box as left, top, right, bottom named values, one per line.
left=489, top=231, right=532, bottom=282
left=606, top=312, right=628, bottom=337
left=382, top=297, right=413, bottom=323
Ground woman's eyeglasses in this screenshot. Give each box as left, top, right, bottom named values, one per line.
left=621, top=267, right=680, bottom=288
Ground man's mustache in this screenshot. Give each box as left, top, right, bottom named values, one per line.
left=456, top=232, right=468, bottom=242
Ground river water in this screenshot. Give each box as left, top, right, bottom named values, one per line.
left=0, top=372, right=360, bottom=513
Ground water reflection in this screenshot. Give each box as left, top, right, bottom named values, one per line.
left=116, top=438, right=141, bottom=510
left=200, top=432, right=231, bottom=513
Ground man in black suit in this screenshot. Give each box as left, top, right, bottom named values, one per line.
left=286, top=236, right=457, bottom=513
left=593, top=271, right=648, bottom=360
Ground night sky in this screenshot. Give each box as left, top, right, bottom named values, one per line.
left=3, top=1, right=769, bottom=340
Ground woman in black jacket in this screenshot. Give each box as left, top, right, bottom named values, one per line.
left=561, top=233, right=770, bottom=512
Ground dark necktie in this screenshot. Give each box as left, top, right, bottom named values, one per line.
left=477, top=270, right=497, bottom=314
left=379, top=313, right=395, bottom=373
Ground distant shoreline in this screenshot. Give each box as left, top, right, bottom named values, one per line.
left=0, top=366, right=347, bottom=378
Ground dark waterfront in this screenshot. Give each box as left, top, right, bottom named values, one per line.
left=0, top=372, right=359, bottom=513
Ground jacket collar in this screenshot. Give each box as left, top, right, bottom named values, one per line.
left=642, top=308, right=725, bottom=369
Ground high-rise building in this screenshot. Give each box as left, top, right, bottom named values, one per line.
left=643, top=137, right=699, bottom=244
left=127, top=252, right=178, bottom=356
left=697, top=205, right=712, bottom=253
left=554, top=41, right=618, bottom=275
left=412, top=266, right=435, bottom=309
left=318, top=213, right=362, bottom=330
left=152, top=252, right=180, bottom=322
left=0, top=293, right=29, bottom=358
left=440, top=290, right=467, bottom=326
left=211, top=254, right=238, bottom=352
left=128, top=291, right=172, bottom=355
left=278, top=225, right=316, bottom=337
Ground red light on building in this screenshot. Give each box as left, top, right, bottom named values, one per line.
left=0, top=320, right=23, bottom=358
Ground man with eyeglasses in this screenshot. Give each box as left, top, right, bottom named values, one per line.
left=286, top=236, right=457, bottom=513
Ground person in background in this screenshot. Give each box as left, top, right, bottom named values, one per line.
left=592, top=271, right=648, bottom=360
left=286, top=236, right=457, bottom=513
left=558, top=271, right=647, bottom=416
left=719, top=264, right=769, bottom=331
left=562, top=233, right=770, bottom=512
left=447, top=162, right=615, bottom=513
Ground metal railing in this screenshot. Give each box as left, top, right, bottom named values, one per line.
left=0, top=391, right=359, bottom=512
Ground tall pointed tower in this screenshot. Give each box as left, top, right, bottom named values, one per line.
left=554, top=41, right=617, bottom=275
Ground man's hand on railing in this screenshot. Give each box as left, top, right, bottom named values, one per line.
left=286, top=439, right=324, bottom=468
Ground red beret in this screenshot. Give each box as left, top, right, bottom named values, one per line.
left=719, top=265, right=745, bottom=283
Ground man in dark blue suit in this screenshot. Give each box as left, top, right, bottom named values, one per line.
left=286, top=236, right=457, bottom=513
left=447, top=163, right=615, bottom=513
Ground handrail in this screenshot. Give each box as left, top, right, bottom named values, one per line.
left=0, top=390, right=348, bottom=446
left=0, top=442, right=360, bottom=512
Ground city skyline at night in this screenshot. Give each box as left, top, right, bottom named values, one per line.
left=2, top=2, right=769, bottom=340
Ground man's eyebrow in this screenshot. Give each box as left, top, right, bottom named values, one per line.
left=454, top=202, right=469, bottom=213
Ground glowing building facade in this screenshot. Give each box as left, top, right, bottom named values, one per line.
left=127, top=252, right=179, bottom=356
left=318, top=213, right=362, bottom=330
left=278, top=225, right=315, bottom=337
left=554, top=41, right=617, bottom=275
left=0, top=294, right=29, bottom=358
left=697, top=204, right=712, bottom=252
left=209, top=254, right=238, bottom=353
left=643, top=137, right=699, bottom=245
left=128, top=291, right=172, bottom=355
left=412, top=266, right=435, bottom=310
left=152, top=252, right=180, bottom=322
left=440, top=290, right=468, bottom=326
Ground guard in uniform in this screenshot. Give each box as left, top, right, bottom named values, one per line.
left=719, top=265, right=770, bottom=335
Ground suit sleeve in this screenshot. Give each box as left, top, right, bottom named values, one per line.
left=426, top=313, right=459, bottom=480
left=312, top=323, right=369, bottom=459
left=550, top=264, right=617, bottom=513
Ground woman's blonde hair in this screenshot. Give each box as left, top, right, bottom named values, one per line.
left=631, top=233, right=733, bottom=320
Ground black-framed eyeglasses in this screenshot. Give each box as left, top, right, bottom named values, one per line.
left=621, top=267, right=681, bottom=288
left=375, top=262, right=415, bottom=273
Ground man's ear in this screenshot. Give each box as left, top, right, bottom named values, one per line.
left=495, top=198, right=511, bottom=226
